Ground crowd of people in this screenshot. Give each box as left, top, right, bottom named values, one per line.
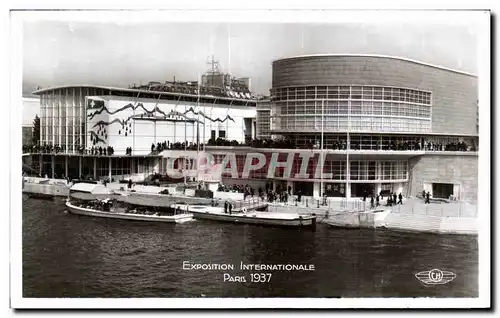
left=217, top=183, right=247, bottom=193
left=203, top=137, right=474, bottom=152
left=23, top=144, right=66, bottom=154
left=23, top=137, right=475, bottom=157
left=216, top=182, right=302, bottom=204
left=361, top=191, right=405, bottom=209
left=150, top=140, right=204, bottom=153
left=86, top=146, right=115, bottom=156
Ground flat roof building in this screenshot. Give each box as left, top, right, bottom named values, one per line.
left=24, top=55, right=478, bottom=202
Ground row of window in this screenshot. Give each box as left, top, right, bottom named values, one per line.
left=256, top=110, right=271, bottom=139
left=273, top=101, right=431, bottom=118
left=271, top=86, right=432, bottom=105
left=40, top=106, right=85, bottom=114
left=273, top=117, right=431, bottom=133
left=291, top=135, right=475, bottom=149
left=208, top=154, right=408, bottom=181
left=41, top=118, right=84, bottom=126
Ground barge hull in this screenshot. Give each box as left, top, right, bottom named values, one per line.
left=190, top=211, right=314, bottom=227
left=66, top=202, right=193, bottom=223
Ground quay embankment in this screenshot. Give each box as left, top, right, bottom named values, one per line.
left=265, top=197, right=478, bottom=235
left=22, top=178, right=477, bottom=235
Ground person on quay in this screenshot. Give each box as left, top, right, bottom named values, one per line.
left=425, top=192, right=430, bottom=204
left=398, top=193, right=403, bottom=205
left=224, top=201, right=228, bottom=214
left=228, top=202, right=232, bottom=215
left=393, top=193, right=397, bottom=206
left=370, top=196, right=375, bottom=209
left=376, top=194, right=380, bottom=207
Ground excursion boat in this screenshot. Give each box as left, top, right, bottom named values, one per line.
left=65, top=183, right=193, bottom=223
left=173, top=204, right=317, bottom=228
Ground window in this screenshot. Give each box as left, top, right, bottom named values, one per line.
left=219, top=130, right=226, bottom=138
left=211, top=130, right=216, bottom=139
left=339, top=86, right=350, bottom=99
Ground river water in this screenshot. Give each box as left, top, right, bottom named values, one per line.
left=22, top=196, right=478, bottom=298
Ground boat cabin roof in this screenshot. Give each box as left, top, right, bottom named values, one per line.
left=70, top=182, right=114, bottom=194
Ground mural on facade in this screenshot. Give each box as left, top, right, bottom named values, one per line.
left=87, top=99, right=237, bottom=148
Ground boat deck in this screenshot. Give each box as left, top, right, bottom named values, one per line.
left=66, top=201, right=194, bottom=223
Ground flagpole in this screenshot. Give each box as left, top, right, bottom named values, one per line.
left=184, top=86, right=187, bottom=186
left=198, top=73, right=201, bottom=153
left=320, top=99, right=324, bottom=198
left=347, top=87, right=351, bottom=200
left=154, top=93, right=161, bottom=147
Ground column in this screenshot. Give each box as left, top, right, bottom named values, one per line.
left=345, top=158, right=350, bottom=199
left=78, top=156, right=82, bottom=178
left=39, top=155, right=42, bottom=176
left=93, top=157, right=97, bottom=180
left=65, top=89, right=69, bottom=153
left=64, top=156, right=68, bottom=178
left=375, top=161, right=382, bottom=195
left=51, top=155, right=55, bottom=178
left=395, top=183, right=404, bottom=196
left=313, top=182, right=320, bottom=199
left=72, top=88, right=76, bottom=153
left=153, top=157, right=160, bottom=174
left=108, top=157, right=112, bottom=181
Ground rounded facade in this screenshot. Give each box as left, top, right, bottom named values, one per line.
left=271, top=55, right=478, bottom=135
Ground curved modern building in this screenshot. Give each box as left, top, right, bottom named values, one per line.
left=271, top=54, right=477, bottom=136
left=258, top=54, right=478, bottom=200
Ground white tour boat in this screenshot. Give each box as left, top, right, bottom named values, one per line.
left=173, top=204, right=317, bottom=228
left=66, top=183, right=193, bottom=223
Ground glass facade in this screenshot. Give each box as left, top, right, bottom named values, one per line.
left=256, top=109, right=271, bottom=139
left=211, top=153, right=408, bottom=182
left=270, top=85, right=432, bottom=133
left=256, top=100, right=272, bottom=139
left=38, top=87, right=113, bottom=153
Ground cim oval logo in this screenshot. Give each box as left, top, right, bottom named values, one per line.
left=415, top=269, right=456, bottom=285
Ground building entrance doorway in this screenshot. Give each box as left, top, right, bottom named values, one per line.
left=295, top=181, right=314, bottom=196
left=432, top=183, right=454, bottom=199
left=324, top=183, right=346, bottom=197
left=351, top=183, right=376, bottom=198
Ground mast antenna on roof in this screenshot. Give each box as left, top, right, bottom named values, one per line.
left=207, top=55, right=222, bottom=74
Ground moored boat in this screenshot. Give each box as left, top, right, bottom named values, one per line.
left=66, top=183, right=193, bottom=223
left=65, top=200, right=193, bottom=223
left=173, top=204, right=316, bottom=228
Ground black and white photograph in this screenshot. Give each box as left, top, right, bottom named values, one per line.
left=10, top=8, right=490, bottom=309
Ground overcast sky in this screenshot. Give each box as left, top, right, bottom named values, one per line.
left=22, top=20, right=479, bottom=97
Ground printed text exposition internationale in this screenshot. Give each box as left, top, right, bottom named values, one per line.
left=183, top=261, right=315, bottom=271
